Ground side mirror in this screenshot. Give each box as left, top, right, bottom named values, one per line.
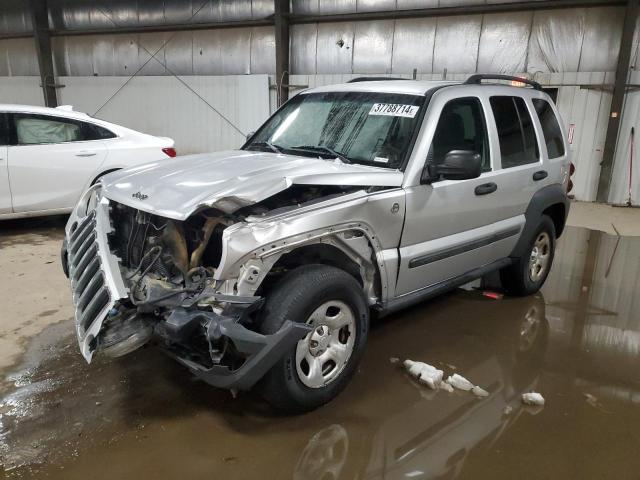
left=246, top=131, right=255, bottom=141
left=422, top=150, right=482, bottom=182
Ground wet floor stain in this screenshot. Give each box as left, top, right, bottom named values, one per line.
left=1, top=226, right=640, bottom=479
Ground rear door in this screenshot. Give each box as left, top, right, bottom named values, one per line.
left=396, top=92, right=522, bottom=296
left=0, top=113, right=11, bottom=214
left=7, top=113, right=108, bottom=213
left=487, top=95, right=548, bottom=232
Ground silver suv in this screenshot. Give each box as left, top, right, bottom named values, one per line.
left=61, top=75, right=571, bottom=412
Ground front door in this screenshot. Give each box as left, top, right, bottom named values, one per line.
left=396, top=93, right=523, bottom=296
left=0, top=113, right=11, bottom=214
left=7, top=112, right=107, bottom=213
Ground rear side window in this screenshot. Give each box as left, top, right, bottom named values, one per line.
left=490, top=96, right=539, bottom=168
left=532, top=98, right=565, bottom=159
left=13, top=114, right=116, bottom=145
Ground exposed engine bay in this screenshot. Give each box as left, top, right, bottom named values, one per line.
left=93, top=184, right=370, bottom=378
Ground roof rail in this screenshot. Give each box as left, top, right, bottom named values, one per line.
left=347, top=76, right=410, bottom=83
left=464, top=74, right=542, bottom=91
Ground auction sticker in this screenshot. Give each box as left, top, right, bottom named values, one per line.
left=369, top=103, right=419, bottom=118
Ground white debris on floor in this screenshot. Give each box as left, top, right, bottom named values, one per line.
left=522, top=392, right=545, bottom=406
left=439, top=381, right=454, bottom=393
left=445, top=374, right=475, bottom=391
left=471, top=385, right=490, bottom=397
left=403, top=360, right=444, bottom=389
left=403, top=360, right=490, bottom=397
left=503, top=405, right=513, bottom=415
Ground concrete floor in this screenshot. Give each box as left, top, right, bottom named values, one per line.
left=1, top=202, right=640, bottom=478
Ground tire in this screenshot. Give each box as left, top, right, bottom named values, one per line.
left=501, top=215, right=556, bottom=297
left=257, top=264, right=369, bottom=413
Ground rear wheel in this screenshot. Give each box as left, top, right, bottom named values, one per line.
left=501, top=215, right=556, bottom=296
left=258, top=265, right=369, bottom=413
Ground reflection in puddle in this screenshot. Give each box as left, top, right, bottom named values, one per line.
left=1, top=226, right=640, bottom=479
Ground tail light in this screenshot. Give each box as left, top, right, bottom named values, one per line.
left=162, top=147, right=177, bottom=158
left=567, top=162, right=575, bottom=193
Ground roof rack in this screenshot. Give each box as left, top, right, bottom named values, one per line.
left=463, top=74, right=542, bottom=91
left=347, top=76, right=410, bottom=83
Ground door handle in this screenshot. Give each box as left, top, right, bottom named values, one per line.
left=76, top=151, right=97, bottom=157
left=475, top=182, right=497, bottom=196
left=532, top=170, right=548, bottom=181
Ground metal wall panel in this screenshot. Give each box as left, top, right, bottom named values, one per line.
left=2, top=38, right=39, bottom=76
left=0, top=0, right=32, bottom=35
left=57, top=75, right=270, bottom=154
left=356, top=0, right=396, bottom=12
left=548, top=72, right=612, bottom=203
left=396, top=0, right=438, bottom=8
left=289, top=0, right=547, bottom=13
left=477, top=11, right=531, bottom=74
left=609, top=70, right=640, bottom=206
left=45, top=0, right=271, bottom=31
left=578, top=7, right=624, bottom=73
left=527, top=9, right=586, bottom=73
left=433, top=15, right=482, bottom=74
left=316, top=22, right=355, bottom=74
left=193, top=28, right=251, bottom=75
left=0, top=77, right=44, bottom=105
left=391, top=18, right=436, bottom=74
left=164, top=31, right=194, bottom=74
left=352, top=20, right=394, bottom=74
left=291, top=23, right=318, bottom=74
left=137, top=32, right=169, bottom=75
left=250, top=26, right=276, bottom=74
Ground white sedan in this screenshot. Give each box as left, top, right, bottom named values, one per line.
left=0, top=104, right=175, bottom=219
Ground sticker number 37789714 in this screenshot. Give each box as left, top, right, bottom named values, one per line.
left=369, top=103, right=419, bottom=118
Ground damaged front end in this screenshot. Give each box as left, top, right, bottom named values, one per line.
left=61, top=184, right=312, bottom=390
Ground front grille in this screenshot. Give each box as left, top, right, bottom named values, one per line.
left=67, top=211, right=111, bottom=333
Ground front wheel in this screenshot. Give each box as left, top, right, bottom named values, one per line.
left=501, top=215, right=556, bottom=296
left=257, top=265, right=369, bottom=413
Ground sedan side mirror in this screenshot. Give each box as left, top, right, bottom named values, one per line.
left=422, top=150, right=483, bottom=183
left=246, top=131, right=255, bottom=141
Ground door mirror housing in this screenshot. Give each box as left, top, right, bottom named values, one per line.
left=246, top=131, right=255, bottom=141
left=422, top=150, right=483, bottom=183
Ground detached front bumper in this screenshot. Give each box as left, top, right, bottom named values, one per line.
left=62, top=190, right=312, bottom=390
left=159, top=308, right=312, bottom=390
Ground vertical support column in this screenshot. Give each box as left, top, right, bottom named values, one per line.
left=274, top=0, right=290, bottom=107
left=596, top=0, right=638, bottom=203
left=30, top=0, right=58, bottom=107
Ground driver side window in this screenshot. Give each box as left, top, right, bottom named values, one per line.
left=428, top=97, right=490, bottom=172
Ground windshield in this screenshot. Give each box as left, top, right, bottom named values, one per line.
left=244, top=91, right=425, bottom=169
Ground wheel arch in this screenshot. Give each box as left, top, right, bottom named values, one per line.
left=232, top=228, right=385, bottom=306
left=90, top=168, right=121, bottom=186
left=510, top=184, right=569, bottom=258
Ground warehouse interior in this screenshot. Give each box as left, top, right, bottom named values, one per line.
left=1, top=1, right=640, bottom=478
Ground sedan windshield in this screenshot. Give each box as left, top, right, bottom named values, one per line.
left=244, top=91, right=424, bottom=169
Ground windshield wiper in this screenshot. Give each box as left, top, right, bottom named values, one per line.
left=247, top=141, right=283, bottom=154
left=290, top=145, right=351, bottom=164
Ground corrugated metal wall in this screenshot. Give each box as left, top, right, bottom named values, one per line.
left=0, top=77, right=44, bottom=105
left=55, top=75, right=269, bottom=154
left=0, top=0, right=638, bottom=203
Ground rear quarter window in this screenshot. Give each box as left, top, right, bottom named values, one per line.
left=489, top=96, right=539, bottom=168
left=532, top=98, right=565, bottom=159
left=13, top=114, right=116, bottom=144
